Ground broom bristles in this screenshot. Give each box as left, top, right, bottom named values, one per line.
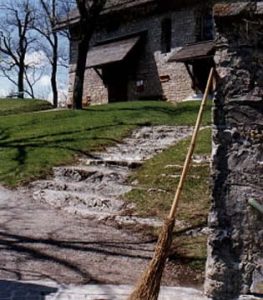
left=128, top=217, right=175, bottom=300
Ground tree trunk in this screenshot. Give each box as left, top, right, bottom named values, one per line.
left=72, top=37, right=90, bottom=110
left=51, top=32, right=58, bottom=108
left=71, top=0, right=106, bottom=109
left=18, top=62, right=24, bottom=99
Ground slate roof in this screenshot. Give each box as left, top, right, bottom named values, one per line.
left=103, top=0, right=154, bottom=12
left=55, top=0, right=154, bottom=29
left=169, top=41, right=215, bottom=63
left=214, top=2, right=263, bottom=17
left=86, top=35, right=141, bottom=68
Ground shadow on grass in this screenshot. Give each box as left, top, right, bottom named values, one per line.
left=0, top=122, right=128, bottom=148
left=87, top=101, right=211, bottom=118
left=0, top=100, right=212, bottom=186
left=168, top=252, right=207, bottom=266
left=89, top=105, right=178, bottom=114
left=0, top=123, right=131, bottom=184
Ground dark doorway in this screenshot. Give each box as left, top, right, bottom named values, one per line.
left=192, top=58, right=214, bottom=93
left=103, top=63, right=128, bottom=102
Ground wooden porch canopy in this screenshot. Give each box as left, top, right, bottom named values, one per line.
left=86, top=35, right=141, bottom=68
left=168, top=40, right=215, bottom=63
left=169, top=41, right=215, bottom=93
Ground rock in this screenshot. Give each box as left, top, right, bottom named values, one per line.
left=205, top=9, right=263, bottom=300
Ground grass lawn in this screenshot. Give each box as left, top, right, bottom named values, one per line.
left=125, top=128, right=211, bottom=221
left=0, top=100, right=212, bottom=187
left=124, top=127, right=211, bottom=276
left=0, top=98, right=53, bottom=116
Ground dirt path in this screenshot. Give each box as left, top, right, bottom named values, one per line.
left=0, top=185, right=155, bottom=284
left=0, top=126, right=199, bottom=287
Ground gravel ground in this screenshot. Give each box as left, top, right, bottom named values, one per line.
left=0, top=185, right=154, bottom=284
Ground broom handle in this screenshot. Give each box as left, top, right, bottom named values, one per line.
left=169, top=68, right=214, bottom=219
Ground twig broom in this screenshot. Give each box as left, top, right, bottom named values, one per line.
left=128, top=68, right=214, bottom=300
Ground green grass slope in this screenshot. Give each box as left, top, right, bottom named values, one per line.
left=0, top=99, right=53, bottom=116
left=0, top=100, right=212, bottom=186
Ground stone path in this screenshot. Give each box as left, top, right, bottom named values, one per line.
left=0, top=184, right=157, bottom=285
left=30, top=126, right=193, bottom=227
left=0, top=126, right=199, bottom=289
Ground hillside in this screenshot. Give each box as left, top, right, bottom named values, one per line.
left=0, top=100, right=211, bottom=186
left=0, top=98, right=53, bottom=116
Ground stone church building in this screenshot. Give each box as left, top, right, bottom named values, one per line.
left=57, top=0, right=215, bottom=107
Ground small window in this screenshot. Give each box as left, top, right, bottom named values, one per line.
left=198, top=14, right=214, bottom=41
left=203, top=14, right=214, bottom=40
left=136, top=80, right=144, bottom=92
left=161, top=18, right=172, bottom=53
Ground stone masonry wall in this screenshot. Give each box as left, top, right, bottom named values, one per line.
left=66, top=5, right=205, bottom=106
left=205, top=8, right=263, bottom=300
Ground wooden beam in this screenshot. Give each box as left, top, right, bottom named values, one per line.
left=94, top=67, right=103, bottom=81
left=184, top=63, right=195, bottom=83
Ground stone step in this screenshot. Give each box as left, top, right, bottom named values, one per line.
left=31, top=179, right=132, bottom=196
left=29, top=126, right=196, bottom=225
left=85, top=159, right=143, bottom=169
left=53, top=166, right=98, bottom=182
left=53, top=165, right=129, bottom=184
left=31, top=189, right=165, bottom=227
left=33, top=189, right=125, bottom=215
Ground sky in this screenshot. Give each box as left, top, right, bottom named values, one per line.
left=0, top=49, right=69, bottom=103
left=0, top=41, right=68, bottom=101
left=0, top=0, right=71, bottom=105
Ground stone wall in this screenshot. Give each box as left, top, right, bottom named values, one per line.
left=66, top=4, right=207, bottom=106
left=205, top=6, right=263, bottom=300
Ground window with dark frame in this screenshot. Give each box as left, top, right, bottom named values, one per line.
left=197, top=13, right=214, bottom=41
left=161, top=18, right=172, bottom=54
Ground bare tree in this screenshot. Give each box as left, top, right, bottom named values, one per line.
left=24, top=64, right=45, bottom=98
left=72, top=0, right=106, bottom=109
left=0, top=0, right=36, bottom=98
left=32, top=0, right=67, bottom=107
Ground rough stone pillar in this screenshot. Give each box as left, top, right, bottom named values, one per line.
left=205, top=3, right=263, bottom=300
